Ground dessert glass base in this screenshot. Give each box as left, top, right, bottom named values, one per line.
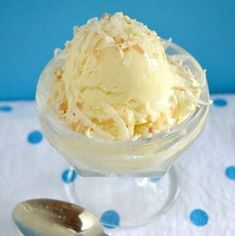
left=64, top=166, right=179, bottom=229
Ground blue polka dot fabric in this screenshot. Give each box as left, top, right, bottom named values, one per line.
left=149, top=177, right=160, bottom=183
left=62, top=168, right=78, bottom=183
left=27, top=130, right=43, bottom=144
left=0, top=105, right=12, bottom=112
left=190, top=209, right=209, bottom=227
left=213, top=98, right=227, bottom=107
left=225, top=166, right=235, bottom=181
left=100, top=210, right=120, bottom=229
left=0, top=97, right=235, bottom=235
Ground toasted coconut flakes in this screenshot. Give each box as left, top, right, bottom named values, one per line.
left=120, top=41, right=145, bottom=54
left=76, top=101, right=82, bottom=108
left=114, top=36, right=124, bottom=44
left=54, top=68, right=63, bottom=80
left=91, top=118, right=99, bottom=123
left=59, top=102, right=68, bottom=113
left=55, top=75, right=62, bottom=80
left=105, top=118, right=115, bottom=126
left=123, top=47, right=131, bottom=53
left=149, top=126, right=156, bottom=134
left=120, top=40, right=136, bottom=49
left=69, top=121, right=78, bottom=131
left=133, top=44, right=145, bottom=54
left=69, top=119, right=91, bottom=132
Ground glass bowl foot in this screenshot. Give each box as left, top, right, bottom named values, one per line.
left=64, top=167, right=180, bottom=229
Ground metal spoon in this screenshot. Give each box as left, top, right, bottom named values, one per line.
left=12, top=199, right=109, bottom=236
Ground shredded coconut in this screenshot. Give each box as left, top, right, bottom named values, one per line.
left=48, top=12, right=208, bottom=141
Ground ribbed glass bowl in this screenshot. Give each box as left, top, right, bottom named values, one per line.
left=36, top=41, right=210, bottom=178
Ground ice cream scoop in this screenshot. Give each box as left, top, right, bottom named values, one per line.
left=48, top=12, right=202, bottom=141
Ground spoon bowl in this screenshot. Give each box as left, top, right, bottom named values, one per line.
left=12, top=199, right=108, bottom=236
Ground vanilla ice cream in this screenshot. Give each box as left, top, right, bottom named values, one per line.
left=48, top=12, right=202, bottom=141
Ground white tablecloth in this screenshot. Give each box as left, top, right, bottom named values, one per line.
left=0, top=95, right=235, bottom=236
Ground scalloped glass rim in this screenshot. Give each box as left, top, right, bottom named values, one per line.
left=36, top=40, right=210, bottom=146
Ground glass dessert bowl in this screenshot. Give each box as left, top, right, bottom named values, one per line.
left=36, top=40, right=210, bottom=228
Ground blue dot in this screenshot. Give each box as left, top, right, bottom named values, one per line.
left=100, top=210, right=120, bottom=229
left=62, top=169, right=77, bottom=183
left=213, top=98, right=227, bottom=107
left=225, top=166, right=235, bottom=181
left=27, top=131, right=43, bottom=144
left=149, top=177, right=160, bottom=183
left=0, top=105, right=12, bottom=112
left=190, top=209, right=208, bottom=227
